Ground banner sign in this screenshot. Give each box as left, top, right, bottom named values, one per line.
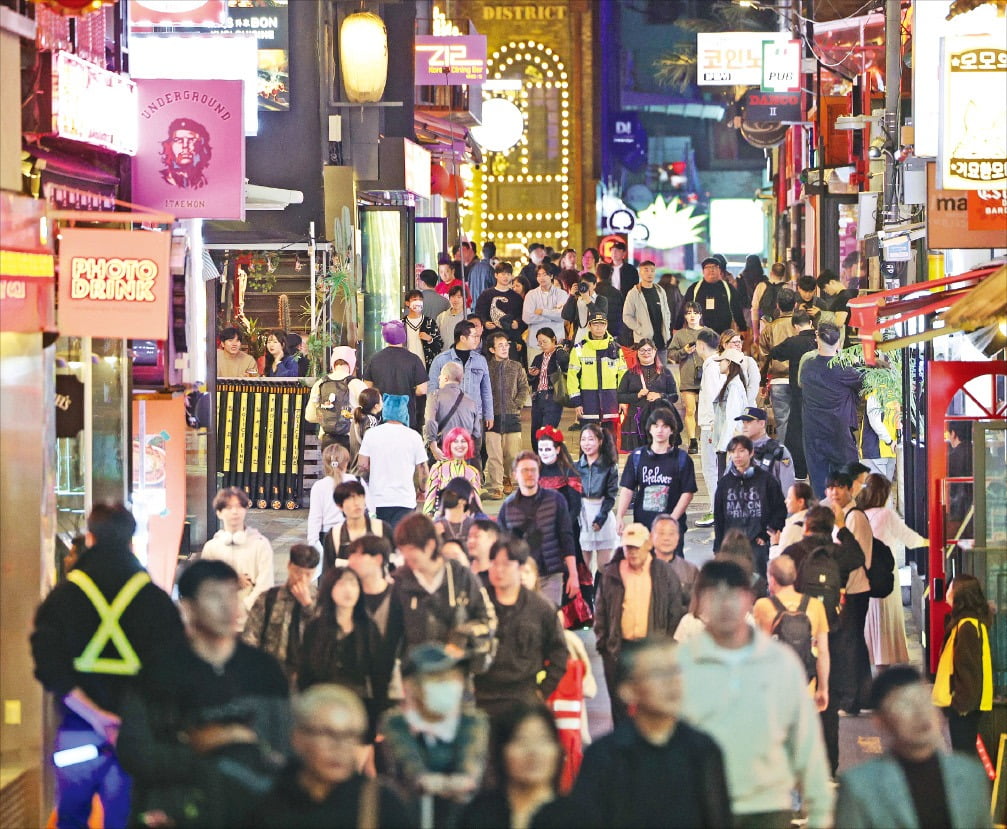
left=609, top=111, right=648, bottom=170
left=744, top=90, right=802, bottom=123
left=0, top=193, right=55, bottom=334
left=58, top=228, right=172, bottom=340
left=761, top=39, right=800, bottom=92
left=697, top=32, right=792, bottom=86
left=927, top=163, right=1007, bottom=248
left=940, top=36, right=1007, bottom=189
left=128, top=0, right=228, bottom=27
left=132, top=79, right=245, bottom=219
left=415, top=35, right=488, bottom=84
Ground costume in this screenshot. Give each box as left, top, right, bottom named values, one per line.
left=362, top=346, right=428, bottom=429
left=423, top=458, right=482, bottom=515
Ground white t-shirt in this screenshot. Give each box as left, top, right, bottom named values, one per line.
left=358, top=422, right=428, bottom=508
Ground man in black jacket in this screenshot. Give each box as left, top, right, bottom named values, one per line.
left=594, top=524, right=684, bottom=723
left=31, top=503, right=185, bottom=829
left=681, top=257, right=747, bottom=334
left=572, top=636, right=732, bottom=828
left=713, top=436, right=786, bottom=578
left=474, top=536, right=567, bottom=719
left=497, top=451, right=578, bottom=607
left=609, top=240, right=639, bottom=295
left=768, top=310, right=817, bottom=479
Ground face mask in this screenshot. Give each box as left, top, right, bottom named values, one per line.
left=422, top=679, right=463, bottom=715
left=410, top=302, right=423, bottom=314
left=537, top=442, right=558, bottom=465
left=531, top=252, right=545, bottom=265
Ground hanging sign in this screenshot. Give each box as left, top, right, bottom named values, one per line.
left=939, top=36, right=1007, bottom=190
left=761, top=39, right=801, bottom=92
left=132, top=79, right=245, bottom=219
left=0, top=193, right=55, bottom=334
left=927, top=163, right=1007, bottom=248
left=58, top=228, right=172, bottom=340
left=744, top=90, right=802, bottom=123
left=415, top=35, right=488, bottom=84
left=697, top=32, right=792, bottom=86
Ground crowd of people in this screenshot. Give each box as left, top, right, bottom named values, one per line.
left=32, top=243, right=995, bottom=828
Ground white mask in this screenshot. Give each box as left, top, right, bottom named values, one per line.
left=422, top=679, right=463, bottom=716
left=537, top=441, right=558, bottom=465
left=531, top=251, right=545, bottom=265
left=409, top=302, right=423, bottom=314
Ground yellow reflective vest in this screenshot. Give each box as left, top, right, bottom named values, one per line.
left=67, top=569, right=150, bottom=676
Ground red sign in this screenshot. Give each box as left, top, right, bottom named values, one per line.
left=128, top=0, right=228, bottom=27
left=58, top=228, right=172, bottom=339
left=0, top=193, right=55, bottom=334
left=598, top=234, right=626, bottom=263
left=968, top=188, right=1007, bottom=232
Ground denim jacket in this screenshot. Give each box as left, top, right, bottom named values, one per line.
left=428, top=348, right=493, bottom=420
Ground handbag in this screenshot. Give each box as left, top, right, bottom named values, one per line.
left=562, top=592, right=593, bottom=630
left=549, top=365, right=571, bottom=407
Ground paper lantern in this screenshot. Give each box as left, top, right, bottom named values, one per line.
left=339, top=11, right=388, bottom=104
left=431, top=163, right=451, bottom=196
left=471, top=98, right=524, bottom=153
left=31, top=0, right=114, bottom=13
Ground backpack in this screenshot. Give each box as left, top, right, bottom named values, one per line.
left=769, top=594, right=817, bottom=681
left=797, top=546, right=842, bottom=628
left=317, top=378, right=352, bottom=436
left=850, top=508, right=896, bottom=598
left=758, top=281, right=783, bottom=323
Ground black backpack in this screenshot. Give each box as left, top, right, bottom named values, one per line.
left=317, top=378, right=352, bottom=436
left=865, top=537, right=896, bottom=598
left=758, top=281, right=783, bottom=323
left=769, top=594, right=817, bottom=680
left=797, top=546, right=842, bottom=628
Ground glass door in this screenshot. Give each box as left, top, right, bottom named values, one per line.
left=415, top=217, right=447, bottom=276
left=359, top=206, right=413, bottom=362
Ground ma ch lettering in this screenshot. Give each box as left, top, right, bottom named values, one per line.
left=70, top=257, right=157, bottom=302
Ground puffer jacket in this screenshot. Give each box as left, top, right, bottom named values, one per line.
left=567, top=334, right=626, bottom=422
left=497, top=487, right=575, bottom=576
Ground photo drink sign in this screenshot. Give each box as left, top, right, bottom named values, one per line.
left=132, top=79, right=245, bottom=219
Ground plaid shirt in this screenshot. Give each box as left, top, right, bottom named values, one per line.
left=242, top=583, right=318, bottom=679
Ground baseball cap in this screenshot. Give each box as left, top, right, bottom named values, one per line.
left=402, top=643, right=461, bottom=678
left=621, top=523, right=650, bottom=548
left=715, top=348, right=744, bottom=365
left=735, top=406, right=767, bottom=422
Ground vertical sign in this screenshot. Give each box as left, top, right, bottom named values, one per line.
left=132, top=79, right=245, bottom=219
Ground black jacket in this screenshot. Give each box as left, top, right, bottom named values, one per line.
left=575, top=456, right=619, bottom=528
left=571, top=720, right=732, bottom=828
left=530, top=347, right=569, bottom=394
left=713, top=465, right=787, bottom=550
left=682, top=278, right=747, bottom=333
left=474, top=587, right=567, bottom=705
left=31, top=546, right=184, bottom=715
left=562, top=293, right=610, bottom=333
left=596, top=281, right=626, bottom=342
left=781, top=529, right=865, bottom=586
left=768, top=329, right=817, bottom=388
left=497, top=487, right=576, bottom=576
left=594, top=553, right=684, bottom=658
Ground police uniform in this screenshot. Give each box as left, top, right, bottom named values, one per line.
left=31, top=544, right=184, bottom=827
left=734, top=408, right=797, bottom=496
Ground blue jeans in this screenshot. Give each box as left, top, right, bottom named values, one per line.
left=375, top=506, right=414, bottom=530
left=531, top=390, right=563, bottom=441
left=769, top=383, right=791, bottom=446
left=55, top=713, right=131, bottom=829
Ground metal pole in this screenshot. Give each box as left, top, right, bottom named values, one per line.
left=309, top=221, right=317, bottom=332
left=879, top=0, right=902, bottom=291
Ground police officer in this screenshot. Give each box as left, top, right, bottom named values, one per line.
left=734, top=406, right=796, bottom=496
left=31, top=503, right=184, bottom=828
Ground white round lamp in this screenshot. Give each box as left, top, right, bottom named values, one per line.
left=472, top=98, right=524, bottom=153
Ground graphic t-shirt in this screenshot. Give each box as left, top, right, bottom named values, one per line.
left=619, top=446, right=698, bottom=528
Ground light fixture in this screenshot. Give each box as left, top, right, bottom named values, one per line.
left=472, top=98, right=524, bottom=153
left=339, top=11, right=388, bottom=103
left=834, top=114, right=882, bottom=131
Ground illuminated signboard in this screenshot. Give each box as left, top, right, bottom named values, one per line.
left=404, top=139, right=432, bottom=198
left=48, top=52, right=138, bottom=155
left=416, top=35, right=488, bottom=85
left=697, top=32, right=792, bottom=87
left=0, top=192, right=55, bottom=334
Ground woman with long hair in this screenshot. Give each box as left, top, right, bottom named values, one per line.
left=350, top=386, right=382, bottom=463
left=933, top=573, right=993, bottom=757
left=617, top=338, right=680, bottom=453
left=536, top=425, right=583, bottom=523
left=712, top=349, right=748, bottom=480
left=263, top=329, right=299, bottom=377
left=576, top=424, right=619, bottom=575
left=718, top=329, right=760, bottom=404
left=856, top=473, right=927, bottom=667
left=457, top=703, right=581, bottom=828
left=423, top=427, right=482, bottom=516
left=298, top=566, right=367, bottom=694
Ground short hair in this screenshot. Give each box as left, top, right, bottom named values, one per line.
left=439, top=360, right=463, bottom=385
left=322, top=442, right=350, bottom=478
left=293, top=683, right=367, bottom=733
left=583, top=247, right=599, bottom=261
left=489, top=535, right=530, bottom=564
left=580, top=272, right=597, bottom=285
left=770, top=262, right=787, bottom=279
left=393, top=512, right=438, bottom=554
left=769, top=554, right=797, bottom=587
left=289, top=543, right=320, bottom=570
left=651, top=513, right=680, bottom=533
left=512, top=449, right=541, bottom=471
left=345, top=533, right=391, bottom=564
left=695, top=559, right=750, bottom=596
left=596, top=262, right=614, bottom=283
left=213, top=486, right=250, bottom=512
left=824, top=471, right=853, bottom=490
left=776, top=287, right=797, bottom=313
left=470, top=518, right=500, bottom=538
left=716, top=530, right=754, bottom=575
left=405, top=289, right=423, bottom=303
left=489, top=331, right=511, bottom=348
left=178, top=558, right=238, bottom=600
left=528, top=242, right=545, bottom=253
left=842, top=251, right=859, bottom=269
left=333, top=480, right=366, bottom=507
left=219, top=326, right=241, bottom=343
left=803, top=504, right=835, bottom=535
left=495, top=262, right=513, bottom=275
left=695, top=329, right=720, bottom=349
left=418, top=269, right=438, bottom=288
left=454, top=320, right=476, bottom=344
left=816, top=270, right=840, bottom=290
left=466, top=313, right=482, bottom=323
left=448, top=284, right=464, bottom=299
left=611, top=240, right=627, bottom=252
left=441, top=426, right=475, bottom=459
left=797, top=275, right=817, bottom=293
left=816, top=322, right=841, bottom=346
left=536, top=327, right=558, bottom=343
left=792, top=310, right=813, bottom=327
left=946, top=421, right=971, bottom=442
left=483, top=241, right=497, bottom=258
left=683, top=301, right=702, bottom=315
left=639, top=260, right=655, bottom=269
left=868, top=665, right=924, bottom=711
left=790, top=481, right=815, bottom=508
left=615, top=635, right=676, bottom=687
left=86, top=503, right=137, bottom=550
left=726, top=435, right=754, bottom=453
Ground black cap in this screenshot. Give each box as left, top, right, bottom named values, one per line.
left=402, top=643, right=461, bottom=677
left=588, top=311, right=608, bottom=325
left=735, top=406, right=768, bottom=422
left=701, top=257, right=720, bottom=269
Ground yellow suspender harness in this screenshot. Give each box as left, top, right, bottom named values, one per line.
left=67, top=570, right=150, bottom=676
left=932, top=617, right=994, bottom=711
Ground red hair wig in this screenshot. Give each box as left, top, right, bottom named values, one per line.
left=441, top=426, right=475, bottom=459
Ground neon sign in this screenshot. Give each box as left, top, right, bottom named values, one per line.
left=50, top=52, right=139, bottom=155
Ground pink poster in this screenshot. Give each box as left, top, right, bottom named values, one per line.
left=132, top=79, right=245, bottom=220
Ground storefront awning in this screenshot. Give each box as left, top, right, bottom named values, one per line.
left=942, top=265, right=1007, bottom=332
left=245, top=183, right=304, bottom=212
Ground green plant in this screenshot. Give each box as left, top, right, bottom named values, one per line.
left=828, top=343, right=903, bottom=408
left=299, top=266, right=356, bottom=376
left=236, top=314, right=269, bottom=360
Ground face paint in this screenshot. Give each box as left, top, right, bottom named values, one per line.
left=537, top=440, right=559, bottom=466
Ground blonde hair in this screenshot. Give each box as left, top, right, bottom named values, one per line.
left=293, top=684, right=367, bottom=732
left=322, top=443, right=351, bottom=478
